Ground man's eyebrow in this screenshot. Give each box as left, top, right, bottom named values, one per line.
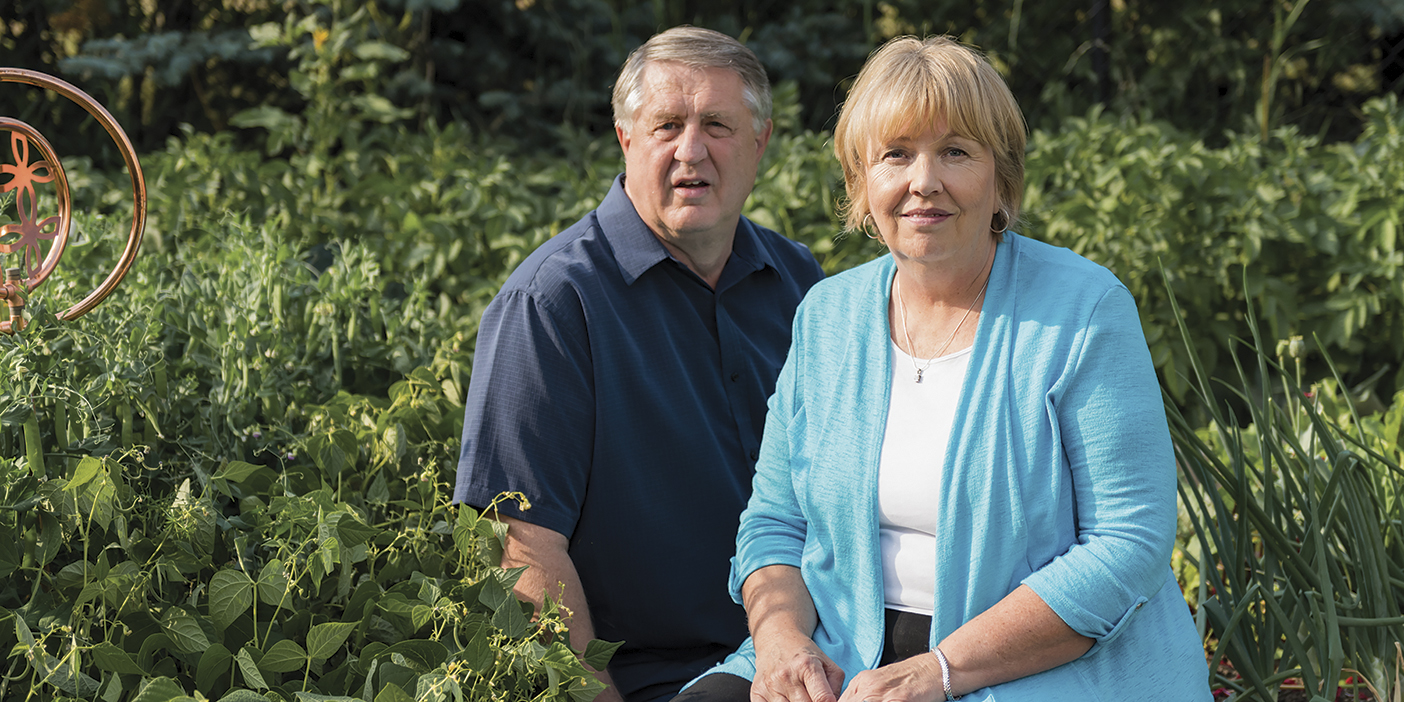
left=644, top=110, right=685, bottom=123
left=700, top=111, right=734, bottom=122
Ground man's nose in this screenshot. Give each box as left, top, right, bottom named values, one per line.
left=675, top=125, right=707, bottom=164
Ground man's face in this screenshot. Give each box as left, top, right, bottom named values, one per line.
left=617, top=62, right=772, bottom=251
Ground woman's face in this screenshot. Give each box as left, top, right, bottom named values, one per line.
left=865, top=119, right=1000, bottom=266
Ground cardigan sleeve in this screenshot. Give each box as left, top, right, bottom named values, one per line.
left=728, top=317, right=810, bottom=603
left=1021, top=285, right=1177, bottom=646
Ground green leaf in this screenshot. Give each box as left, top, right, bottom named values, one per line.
left=352, top=41, right=409, bottom=62
left=91, top=642, right=147, bottom=675
left=313, top=430, right=359, bottom=478
left=235, top=647, right=269, bottom=690
left=0, top=524, right=19, bottom=577
left=34, top=510, right=61, bottom=567
left=476, top=575, right=510, bottom=611
left=491, top=596, right=529, bottom=639
left=372, top=640, right=447, bottom=673
left=335, top=517, right=381, bottom=547
left=197, top=644, right=234, bottom=694
left=373, top=683, right=413, bottom=702
left=131, top=677, right=189, bottom=702
left=161, top=608, right=212, bottom=654
left=410, top=605, right=434, bottom=632
left=259, top=639, right=308, bottom=674
left=210, top=569, right=256, bottom=630
left=217, top=690, right=273, bottom=702
left=568, top=675, right=608, bottom=702
left=99, top=671, right=125, bottom=702
left=460, top=623, right=493, bottom=673
left=66, top=456, right=103, bottom=491
left=367, top=473, right=390, bottom=505
left=230, top=105, right=301, bottom=132
left=257, top=560, right=292, bottom=609
left=414, top=672, right=461, bottom=702
left=306, top=621, right=357, bottom=661
left=582, top=639, right=624, bottom=671
left=294, top=694, right=362, bottom=702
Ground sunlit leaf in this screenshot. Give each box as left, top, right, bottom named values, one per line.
left=306, top=621, right=358, bottom=661
left=259, top=639, right=308, bottom=674
left=235, top=647, right=269, bottom=690
left=210, top=569, right=256, bottom=629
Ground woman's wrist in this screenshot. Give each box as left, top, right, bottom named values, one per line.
left=930, top=647, right=961, bottom=701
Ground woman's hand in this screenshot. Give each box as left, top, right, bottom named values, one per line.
left=742, top=565, right=844, bottom=702
left=834, top=654, right=943, bottom=702
left=751, top=628, right=845, bottom=702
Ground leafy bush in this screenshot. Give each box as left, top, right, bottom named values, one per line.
left=1023, top=95, right=1404, bottom=403
left=0, top=223, right=620, bottom=701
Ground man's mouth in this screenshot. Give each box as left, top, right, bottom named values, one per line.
left=674, top=179, right=710, bottom=190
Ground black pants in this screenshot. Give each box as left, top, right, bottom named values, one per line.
left=672, top=609, right=932, bottom=702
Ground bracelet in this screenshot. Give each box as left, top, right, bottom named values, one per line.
left=932, top=647, right=960, bottom=701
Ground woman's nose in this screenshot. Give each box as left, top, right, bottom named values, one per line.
left=909, top=156, right=942, bottom=195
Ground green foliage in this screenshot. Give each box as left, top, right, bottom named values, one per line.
left=6, top=0, right=1400, bottom=157
left=1170, top=275, right=1404, bottom=700
left=0, top=287, right=618, bottom=701
left=1024, top=95, right=1404, bottom=403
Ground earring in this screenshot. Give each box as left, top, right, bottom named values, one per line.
left=862, top=214, right=881, bottom=240
left=991, top=211, right=1010, bottom=234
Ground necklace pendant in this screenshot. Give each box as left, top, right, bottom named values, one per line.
left=915, top=368, right=924, bottom=383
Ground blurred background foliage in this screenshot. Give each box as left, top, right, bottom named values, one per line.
left=3, top=0, right=1403, bottom=157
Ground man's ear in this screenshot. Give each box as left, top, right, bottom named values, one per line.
left=616, top=123, right=631, bottom=155
left=755, top=119, right=773, bottom=157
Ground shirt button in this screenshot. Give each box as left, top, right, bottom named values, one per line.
left=750, top=449, right=760, bottom=461
left=730, top=372, right=740, bottom=382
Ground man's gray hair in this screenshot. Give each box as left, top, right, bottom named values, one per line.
left=612, top=26, right=771, bottom=134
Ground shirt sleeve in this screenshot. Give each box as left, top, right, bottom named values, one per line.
left=728, top=315, right=809, bottom=603
left=452, top=287, right=595, bottom=539
left=1021, top=285, right=1177, bottom=646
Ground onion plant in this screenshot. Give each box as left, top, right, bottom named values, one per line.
left=1168, top=272, right=1404, bottom=700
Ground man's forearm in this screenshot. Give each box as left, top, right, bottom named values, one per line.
left=496, top=515, right=625, bottom=702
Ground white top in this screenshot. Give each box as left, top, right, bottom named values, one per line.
left=877, top=341, right=971, bottom=614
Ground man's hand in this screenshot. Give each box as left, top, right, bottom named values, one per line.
left=496, top=515, right=625, bottom=702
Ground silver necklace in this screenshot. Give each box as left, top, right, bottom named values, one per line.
left=894, top=271, right=990, bottom=383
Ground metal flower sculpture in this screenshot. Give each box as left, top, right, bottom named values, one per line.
left=0, top=131, right=62, bottom=279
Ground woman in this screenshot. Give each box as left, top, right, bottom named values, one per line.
left=676, top=36, right=1211, bottom=702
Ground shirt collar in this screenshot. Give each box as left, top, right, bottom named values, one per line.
left=596, top=174, right=779, bottom=288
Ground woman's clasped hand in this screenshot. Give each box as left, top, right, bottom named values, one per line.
left=832, top=654, right=944, bottom=702
left=750, top=627, right=846, bottom=702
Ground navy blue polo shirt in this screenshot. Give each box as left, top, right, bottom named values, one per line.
left=455, top=174, right=824, bottom=702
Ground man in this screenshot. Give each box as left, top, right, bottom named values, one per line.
left=454, top=26, right=824, bottom=702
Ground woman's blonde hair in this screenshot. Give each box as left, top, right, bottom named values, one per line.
left=834, top=36, right=1026, bottom=238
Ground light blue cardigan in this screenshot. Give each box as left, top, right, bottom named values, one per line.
left=701, top=234, right=1211, bottom=701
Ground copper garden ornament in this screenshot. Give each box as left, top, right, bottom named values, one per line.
left=0, top=67, right=146, bottom=333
